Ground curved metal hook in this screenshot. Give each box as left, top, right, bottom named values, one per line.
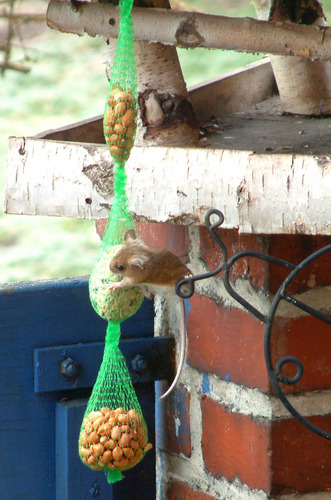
left=265, top=244, right=331, bottom=440
left=176, top=208, right=227, bottom=299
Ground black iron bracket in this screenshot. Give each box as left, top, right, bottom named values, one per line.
left=176, top=208, right=331, bottom=440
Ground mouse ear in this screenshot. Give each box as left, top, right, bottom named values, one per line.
left=124, top=229, right=137, bottom=243
left=128, top=255, right=147, bottom=270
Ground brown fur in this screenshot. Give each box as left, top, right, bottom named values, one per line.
left=109, top=233, right=191, bottom=287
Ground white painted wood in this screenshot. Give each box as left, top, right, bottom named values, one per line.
left=6, top=136, right=331, bottom=235
left=46, top=0, right=331, bottom=62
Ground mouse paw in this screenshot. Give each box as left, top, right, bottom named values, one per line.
left=108, top=282, right=122, bottom=290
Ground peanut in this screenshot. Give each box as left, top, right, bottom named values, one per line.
left=114, top=102, right=127, bottom=116
left=104, top=108, right=116, bottom=125
left=104, top=439, right=116, bottom=450
left=87, top=431, right=99, bottom=445
left=111, top=425, right=121, bottom=441
left=112, top=446, right=123, bottom=462
left=114, top=458, right=129, bottom=470
left=121, top=108, right=136, bottom=127
left=130, top=429, right=139, bottom=441
left=114, top=123, right=126, bottom=135
left=84, top=421, right=93, bottom=434
left=104, top=423, right=113, bottom=437
left=80, top=407, right=152, bottom=473
left=100, top=450, right=112, bottom=465
left=93, top=417, right=104, bottom=431
left=80, top=431, right=88, bottom=446
left=118, top=432, right=130, bottom=448
left=106, top=462, right=116, bottom=470
left=118, top=413, right=129, bottom=425
left=109, top=145, right=121, bottom=158
left=87, top=455, right=97, bottom=466
left=123, top=447, right=134, bottom=460
left=129, top=439, right=139, bottom=451
left=118, top=91, right=134, bottom=104
left=97, top=424, right=107, bottom=436
left=108, top=417, right=117, bottom=428
left=109, top=133, right=120, bottom=145
left=92, top=443, right=104, bottom=458
left=114, top=407, right=126, bottom=415
left=128, top=409, right=141, bottom=422
left=80, top=446, right=91, bottom=459
left=121, top=424, right=130, bottom=434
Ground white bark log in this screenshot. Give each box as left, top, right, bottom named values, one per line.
left=103, top=0, right=199, bottom=147
left=6, top=136, right=331, bottom=235
left=46, top=0, right=331, bottom=62
left=252, top=0, right=331, bottom=115
left=106, top=39, right=199, bottom=146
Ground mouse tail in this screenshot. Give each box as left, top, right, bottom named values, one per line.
left=159, top=299, right=187, bottom=400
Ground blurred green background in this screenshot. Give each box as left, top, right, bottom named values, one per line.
left=1, top=0, right=330, bottom=283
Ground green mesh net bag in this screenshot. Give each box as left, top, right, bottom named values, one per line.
left=103, top=0, right=138, bottom=166
left=79, top=0, right=152, bottom=483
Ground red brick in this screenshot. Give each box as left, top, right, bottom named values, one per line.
left=268, top=233, right=331, bottom=295
left=187, top=294, right=269, bottom=391
left=167, top=480, right=216, bottom=500
left=201, top=396, right=272, bottom=493
left=201, top=396, right=331, bottom=495
left=270, top=315, right=331, bottom=393
left=199, top=227, right=269, bottom=289
left=135, top=221, right=190, bottom=258
left=158, top=384, right=191, bottom=457
left=199, top=227, right=330, bottom=296
left=271, top=415, right=331, bottom=495
left=95, top=218, right=107, bottom=238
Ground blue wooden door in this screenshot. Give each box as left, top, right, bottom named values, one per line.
left=0, top=277, right=172, bottom=499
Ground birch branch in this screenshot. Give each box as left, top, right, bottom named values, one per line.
left=47, top=0, right=331, bottom=62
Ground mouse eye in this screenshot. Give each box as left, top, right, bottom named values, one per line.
left=116, top=264, right=124, bottom=271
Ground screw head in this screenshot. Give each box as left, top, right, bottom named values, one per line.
left=89, top=482, right=100, bottom=497
left=60, top=357, right=79, bottom=378
left=131, top=354, right=147, bottom=373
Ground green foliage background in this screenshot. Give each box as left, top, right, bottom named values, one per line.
left=1, top=0, right=330, bottom=283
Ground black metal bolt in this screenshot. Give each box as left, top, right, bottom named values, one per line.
left=131, top=354, right=147, bottom=373
left=60, top=357, right=80, bottom=378
left=89, top=482, right=100, bottom=497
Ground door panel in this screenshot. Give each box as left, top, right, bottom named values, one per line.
left=0, top=277, right=166, bottom=499
left=56, top=388, right=156, bottom=500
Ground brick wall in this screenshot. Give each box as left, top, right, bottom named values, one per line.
left=136, top=221, right=331, bottom=500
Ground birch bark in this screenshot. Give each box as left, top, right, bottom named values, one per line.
left=252, top=0, right=331, bottom=115
left=105, top=0, right=200, bottom=146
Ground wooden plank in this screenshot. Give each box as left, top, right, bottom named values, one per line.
left=5, top=135, right=331, bottom=234
left=31, top=60, right=275, bottom=142
left=34, top=337, right=174, bottom=392
left=34, top=114, right=105, bottom=144
left=188, top=59, right=276, bottom=123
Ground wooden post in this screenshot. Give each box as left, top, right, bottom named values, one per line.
left=104, top=0, right=200, bottom=147
left=253, top=0, right=331, bottom=115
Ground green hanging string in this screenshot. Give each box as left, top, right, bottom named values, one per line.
left=79, top=0, right=152, bottom=484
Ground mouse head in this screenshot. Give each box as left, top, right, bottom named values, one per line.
left=109, top=230, right=149, bottom=278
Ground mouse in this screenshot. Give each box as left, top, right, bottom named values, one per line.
left=108, top=229, right=193, bottom=399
